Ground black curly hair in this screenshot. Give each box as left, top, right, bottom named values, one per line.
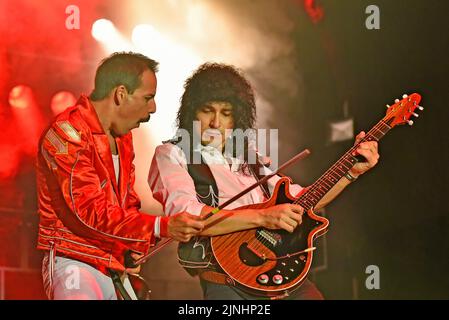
left=177, top=63, right=256, bottom=134
left=176, top=63, right=262, bottom=175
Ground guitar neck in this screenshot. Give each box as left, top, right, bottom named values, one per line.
left=297, top=119, right=392, bottom=210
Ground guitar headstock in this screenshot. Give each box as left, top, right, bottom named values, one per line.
left=383, top=93, right=423, bottom=128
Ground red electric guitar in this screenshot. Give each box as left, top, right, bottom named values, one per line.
left=208, top=93, right=423, bottom=297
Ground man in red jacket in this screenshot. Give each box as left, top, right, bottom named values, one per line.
left=37, top=52, right=204, bottom=299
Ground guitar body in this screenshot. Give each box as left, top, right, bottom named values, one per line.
left=210, top=177, right=329, bottom=297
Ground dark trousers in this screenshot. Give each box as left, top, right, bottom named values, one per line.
left=200, top=278, right=324, bottom=300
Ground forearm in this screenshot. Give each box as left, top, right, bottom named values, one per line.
left=198, top=205, right=262, bottom=236
left=315, top=175, right=353, bottom=210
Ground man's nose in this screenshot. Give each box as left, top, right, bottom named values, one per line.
left=210, top=113, right=220, bottom=128
left=149, top=100, right=156, bottom=114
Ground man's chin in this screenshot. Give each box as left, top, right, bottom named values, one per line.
left=201, top=140, right=224, bottom=150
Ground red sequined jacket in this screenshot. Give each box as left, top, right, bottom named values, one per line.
left=37, top=95, right=161, bottom=272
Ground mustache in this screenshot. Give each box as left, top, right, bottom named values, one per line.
left=140, top=114, right=151, bottom=123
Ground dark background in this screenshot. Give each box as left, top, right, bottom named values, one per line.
left=269, top=0, right=449, bottom=299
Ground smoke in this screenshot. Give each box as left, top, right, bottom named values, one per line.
left=108, top=1, right=306, bottom=212
left=0, top=0, right=103, bottom=179
left=120, top=0, right=304, bottom=129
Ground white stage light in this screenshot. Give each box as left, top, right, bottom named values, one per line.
left=91, top=19, right=115, bottom=42
left=91, top=19, right=133, bottom=52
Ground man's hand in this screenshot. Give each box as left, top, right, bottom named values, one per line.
left=168, top=212, right=204, bottom=242
left=125, top=252, right=142, bottom=274
left=259, top=203, right=304, bottom=233
left=349, top=131, right=380, bottom=177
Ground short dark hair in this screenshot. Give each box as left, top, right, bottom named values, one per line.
left=90, top=52, right=159, bottom=101
left=177, top=63, right=256, bottom=134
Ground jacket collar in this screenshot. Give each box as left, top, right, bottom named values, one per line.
left=76, top=94, right=130, bottom=198
left=76, top=94, right=106, bottom=134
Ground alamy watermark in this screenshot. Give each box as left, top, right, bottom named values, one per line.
left=365, top=5, right=380, bottom=30
left=65, top=5, right=80, bottom=30
left=64, top=264, right=80, bottom=290
left=365, top=264, right=380, bottom=290
left=170, top=121, right=279, bottom=173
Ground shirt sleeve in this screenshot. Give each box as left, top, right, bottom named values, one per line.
left=148, top=144, right=206, bottom=216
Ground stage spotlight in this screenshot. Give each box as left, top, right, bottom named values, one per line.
left=132, top=24, right=159, bottom=45
left=8, top=85, right=43, bottom=156
left=91, top=19, right=133, bottom=52
left=91, top=19, right=116, bottom=43
left=51, top=91, right=77, bottom=116
left=131, top=24, right=168, bottom=61
left=8, top=85, right=34, bottom=109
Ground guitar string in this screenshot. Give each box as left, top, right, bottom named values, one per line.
left=217, top=100, right=418, bottom=278
left=252, top=122, right=389, bottom=250
left=246, top=120, right=391, bottom=254
left=292, top=121, right=390, bottom=209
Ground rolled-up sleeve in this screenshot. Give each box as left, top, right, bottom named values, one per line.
left=148, top=144, right=205, bottom=216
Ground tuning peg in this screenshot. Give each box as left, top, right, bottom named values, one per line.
left=386, top=104, right=390, bottom=108
left=402, top=94, right=408, bottom=98
left=418, top=106, right=424, bottom=111
left=412, top=112, right=419, bottom=117
left=395, top=99, right=400, bottom=103
left=408, top=120, right=414, bottom=126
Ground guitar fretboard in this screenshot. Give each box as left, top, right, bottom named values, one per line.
left=296, top=120, right=392, bottom=210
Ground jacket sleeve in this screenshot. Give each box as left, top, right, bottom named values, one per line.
left=39, top=123, right=156, bottom=255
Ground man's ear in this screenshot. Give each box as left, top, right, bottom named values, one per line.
left=113, top=85, right=127, bottom=106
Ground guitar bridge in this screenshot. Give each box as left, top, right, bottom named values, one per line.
left=257, top=229, right=282, bottom=247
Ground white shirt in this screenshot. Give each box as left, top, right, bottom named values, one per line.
left=148, top=143, right=303, bottom=216
left=112, top=154, right=120, bottom=184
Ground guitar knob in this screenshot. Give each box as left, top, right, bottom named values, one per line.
left=395, top=99, right=400, bottom=103
left=412, top=112, right=419, bottom=117
left=258, top=274, right=269, bottom=284
left=402, top=94, right=408, bottom=98
left=418, top=106, right=424, bottom=111
left=407, top=120, right=414, bottom=126
left=273, top=274, right=283, bottom=285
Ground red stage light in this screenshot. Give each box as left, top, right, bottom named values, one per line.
left=302, top=0, right=324, bottom=24
left=51, top=91, right=77, bottom=116
left=8, top=85, right=34, bottom=109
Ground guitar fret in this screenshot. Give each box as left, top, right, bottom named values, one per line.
left=318, top=185, right=329, bottom=193
left=300, top=199, right=313, bottom=209
left=297, top=116, right=397, bottom=210
left=336, top=162, right=351, bottom=171
left=311, top=190, right=322, bottom=200
left=307, top=192, right=319, bottom=202
left=342, top=157, right=354, bottom=167
left=328, top=173, right=339, bottom=182
left=379, top=120, right=391, bottom=130
left=321, top=178, right=333, bottom=188
left=370, top=128, right=383, bottom=140
left=332, top=166, right=346, bottom=176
